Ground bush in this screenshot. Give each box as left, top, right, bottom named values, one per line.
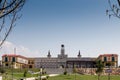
left=46, top=75, right=49, bottom=79
left=42, top=78, right=47, bottom=80
left=23, top=70, right=27, bottom=77
left=63, top=71, right=67, bottom=75
left=0, top=68, right=5, bottom=74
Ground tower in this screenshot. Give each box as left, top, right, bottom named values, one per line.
left=58, top=44, right=67, bottom=68
left=61, top=44, right=65, bottom=55
left=58, top=44, right=67, bottom=59
left=78, top=50, right=81, bottom=58
left=47, top=50, right=51, bottom=58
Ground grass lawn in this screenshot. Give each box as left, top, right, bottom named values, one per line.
left=2, top=72, right=38, bottom=80
left=1, top=68, right=120, bottom=80
left=48, top=74, right=120, bottom=80
left=1, top=68, right=40, bottom=80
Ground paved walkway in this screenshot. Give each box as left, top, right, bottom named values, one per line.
left=0, top=74, right=59, bottom=80
left=48, top=74, right=59, bottom=77
left=0, top=76, right=2, bottom=80
left=26, top=74, right=59, bottom=80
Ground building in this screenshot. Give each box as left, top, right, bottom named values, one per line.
left=2, top=44, right=119, bottom=69
left=98, top=54, right=118, bottom=67
left=28, top=58, right=35, bottom=68
left=34, top=44, right=97, bottom=69
left=2, top=54, right=28, bottom=69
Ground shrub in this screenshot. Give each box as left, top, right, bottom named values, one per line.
left=0, top=68, right=5, bottom=74
left=63, top=71, right=67, bottom=75
left=46, top=75, right=49, bottom=79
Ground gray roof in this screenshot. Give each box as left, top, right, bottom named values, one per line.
left=67, top=57, right=96, bottom=61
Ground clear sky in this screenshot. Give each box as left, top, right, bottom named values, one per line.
left=0, top=0, right=120, bottom=65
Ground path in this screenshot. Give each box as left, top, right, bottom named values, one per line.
left=26, top=74, right=59, bottom=80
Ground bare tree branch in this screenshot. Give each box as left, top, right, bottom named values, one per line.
left=107, top=0, right=120, bottom=19
left=0, top=0, right=26, bottom=47
left=0, top=12, right=16, bottom=47
left=0, top=17, right=5, bottom=33
left=0, top=0, right=25, bottom=18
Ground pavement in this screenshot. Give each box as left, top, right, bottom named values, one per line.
left=0, top=76, right=2, bottom=80
left=49, top=74, right=59, bottom=77
left=26, top=74, right=59, bottom=80
left=0, top=74, right=59, bottom=80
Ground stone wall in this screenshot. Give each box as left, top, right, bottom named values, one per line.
left=76, top=68, right=120, bottom=75
left=42, top=68, right=120, bottom=75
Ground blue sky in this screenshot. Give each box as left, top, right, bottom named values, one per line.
left=1, top=0, right=120, bottom=64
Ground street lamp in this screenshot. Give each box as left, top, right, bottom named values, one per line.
left=40, top=66, right=42, bottom=80
left=108, top=66, right=111, bottom=80
left=11, top=56, right=15, bottom=80
left=73, top=64, right=76, bottom=80
left=11, top=62, right=13, bottom=80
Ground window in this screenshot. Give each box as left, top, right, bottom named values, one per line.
left=12, top=57, right=15, bottom=62
left=5, top=57, right=8, bottom=62
left=31, top=61, right=34, bottom=64
left=104, top=57, right=107, bottom=62
left=28, top=61, right=30, bottom=64
left=112, top=57, right=115, bottom=62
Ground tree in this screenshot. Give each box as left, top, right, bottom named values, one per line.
left=107, top=0, right=120, bottom=19
left=0, top=0, right=25, bottom=47
left=23, top=69, right=27, bottom=80
left=96, top=60, right=104, bottom=80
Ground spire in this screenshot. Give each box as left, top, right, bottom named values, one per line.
left=78, top=50, right=81, bottom=58
left=47, top=50, right=51, bottom=58
left=78, top=50, right=80, bottom=55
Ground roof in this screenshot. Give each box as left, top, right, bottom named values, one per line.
left=28, top=57, right=57, bottom=60
left=2, top=54, right=28, bottom=59
left=67, top=57, right=96, bottom=61
left=99, top=54, right=118, bottom=57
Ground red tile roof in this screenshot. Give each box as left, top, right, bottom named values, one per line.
left=2, top=54, right=28, bottom=59
left=99, top=54, right=118, bottom=57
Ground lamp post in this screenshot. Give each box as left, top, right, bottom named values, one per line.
left=108, top=66, right=111, bottom=80
left=75, top=72, right=76, bottom=80
left=40, top=66, right=42, bottom=80
left=11, top=56, right=15, bottom=80
left=107, top=62, right=111, bottom=80
left=11, top=62, right=13, bottom=80
left=73, top=64, right=76, bottom=80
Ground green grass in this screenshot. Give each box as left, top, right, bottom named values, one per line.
left=1, top=68, right=120, bottom=80
left=2, top=72, right=38, bottom=80
left=1, top=68, right=40, bottom=80
left=48, top=74, right=120, bottom=80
